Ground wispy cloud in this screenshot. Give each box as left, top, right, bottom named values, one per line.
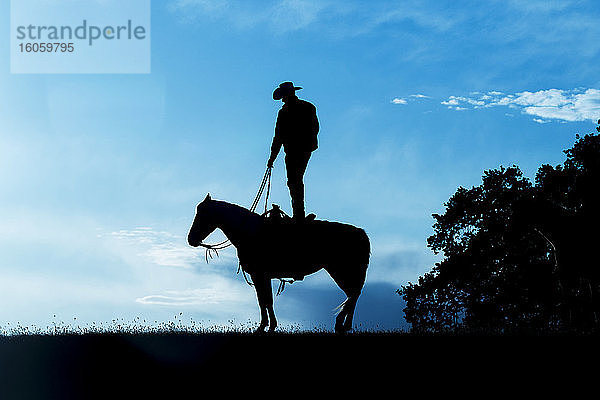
left=136, top=288, right=243, bottom=306
left=505, top=0, right=576, bottom=13
left=391, top=94, right=431, bottom=105
left=167, top=0, right=469, bottom=36
left=168, top=0, right=331, bottom=32
left=107, top=227, right=237, bottom=269
left=441, top=96, right=485, bottom=107
left=391, top=97, right=407, bottom=105
left=109, top=227, right=198, bottom=268
left=441, top=88, right=600, bottom=122
left=107, top=227, right=254, bottom=312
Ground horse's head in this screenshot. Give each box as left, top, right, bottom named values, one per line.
left=188, top=193, right=218, bottom=247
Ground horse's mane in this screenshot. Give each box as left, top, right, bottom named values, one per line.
left=209, top=199, right=264, bottom=235
left=211, top=199, right=261, bottom=218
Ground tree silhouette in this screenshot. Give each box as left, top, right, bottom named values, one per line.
left=399, top=121, right=600, bottom=333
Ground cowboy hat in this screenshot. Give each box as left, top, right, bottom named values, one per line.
left=273, top=81, right=303, bottom=100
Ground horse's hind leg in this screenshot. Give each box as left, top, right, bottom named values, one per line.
left=329, top=266, right=366, bottom=333
left=335, top=294, right=359, bottom=333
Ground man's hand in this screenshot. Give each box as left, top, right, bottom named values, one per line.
left=267, top=157, right=274, bottom=168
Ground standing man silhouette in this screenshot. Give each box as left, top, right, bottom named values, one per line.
left=268, top=82, right=319, bottom=222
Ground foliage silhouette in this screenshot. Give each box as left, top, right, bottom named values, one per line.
left=188, top=195, right=370, bottom=333
left=399, top=121, right=600, bottom=333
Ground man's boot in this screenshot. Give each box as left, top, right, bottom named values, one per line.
left=291, top=200, right=305, bottom=223
left=290, top=188, right=305, bottom=223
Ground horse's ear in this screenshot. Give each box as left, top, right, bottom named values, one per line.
left=203, top=193, right=211, bottom=203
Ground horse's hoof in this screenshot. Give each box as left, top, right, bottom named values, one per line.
left=335, top=325, right=351, bottom=335
left=254, top=326, right=267, bottom=335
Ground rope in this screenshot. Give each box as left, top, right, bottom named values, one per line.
left=263, top=166, right=272, bottom=214
left=237, top=263, right=254, bottom=287
left=249, top=166, right=272, bottom=213
left=276, top=278, right=295, bottom=296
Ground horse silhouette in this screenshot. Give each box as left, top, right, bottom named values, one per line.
left=187, top=194, right=370, bottom=333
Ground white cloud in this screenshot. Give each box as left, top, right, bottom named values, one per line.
left=441, top=97, right=459, bottom=106
left=410, top=94, right=429, bottom=98
left=392, top=94, right=431, bottom=105
left=442, top=95, right=485, bottom=108
left=441, top=88, right=600, bottom=122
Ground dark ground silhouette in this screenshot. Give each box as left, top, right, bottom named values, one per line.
left=1, top=331, right=595, bottom=398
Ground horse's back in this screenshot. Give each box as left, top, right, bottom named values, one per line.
left=239, top=219, right=370, bottom=277
left=309, top=219, right=370, bottom=260
left=265, top=219, right=368, bottom=249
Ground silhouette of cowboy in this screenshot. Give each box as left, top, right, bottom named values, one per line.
left=267, top=82, right=319, bottom=222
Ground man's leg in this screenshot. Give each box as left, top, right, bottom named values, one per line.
left=285, top=152, right=311, bottom=221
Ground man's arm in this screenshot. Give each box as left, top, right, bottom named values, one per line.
left=268, top=135, right=282, bottom=168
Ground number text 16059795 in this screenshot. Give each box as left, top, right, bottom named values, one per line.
left=19, top=43, right=74, bottom=53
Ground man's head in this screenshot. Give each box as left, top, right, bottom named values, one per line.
left=273, top=81, right=302, bottom=102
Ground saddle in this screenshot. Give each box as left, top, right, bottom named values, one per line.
left=263, top=204, right=316, bottom=224
left=260, top=204, right=317, bottom=281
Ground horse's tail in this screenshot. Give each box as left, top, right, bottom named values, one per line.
left=333, top=299, right=348, bottom=315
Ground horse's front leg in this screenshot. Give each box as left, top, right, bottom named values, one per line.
left=252, top=273, right=277, bottom=333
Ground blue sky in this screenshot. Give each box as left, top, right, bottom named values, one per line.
left=1, top=0, right=599, bottom=332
